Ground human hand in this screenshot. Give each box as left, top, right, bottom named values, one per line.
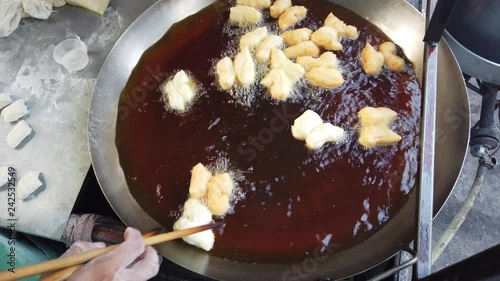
left=59, top=227, right=161, bottom=281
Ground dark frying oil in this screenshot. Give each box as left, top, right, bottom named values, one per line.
left=116, top=0, right=421, bottom=262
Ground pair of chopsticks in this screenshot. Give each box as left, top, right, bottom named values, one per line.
left=0, top=222, right=223, bottom=281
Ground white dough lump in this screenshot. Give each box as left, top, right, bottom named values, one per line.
left=0, top=93, right=13, bottom=109
left=270, top=0, right=292, bottom=18
left=292, top=110, right=345, bottom=150
left=297, top=52, right=338, bottom=70
left=255, top=35, right=283, bottom=63
left=236, top=0, right=271, bottom=9
left=281, top=28, right=313, bottom=46
left=6, top=120, right=32, bottom=149
left=261, top=49, right=305, bottom=100
left=239, top=27, right=268, bottom=52
left=305, top=67, right=344, bottom=89
left=291, top=110, right=323, bottom=141
left=230, top=5, right=263, bottom=24
left=234, top=47, right=256, bottom=86
left=278, top=6, right=307, bottom=30
left=161, top=70, right=197, bottom=112
left=189, top=163, right=213, bottom=199
left=1, top=99, right=28, bottom=123
left=65, top=0, right=110, bottom=15
left=379, top=42, right=405, bottom=72
left=207, top=172, right=234, bottom=216
left=305, top=123, right=345, bottom=150
left=173, top=198, right=215, bottom=251
left=324, top=13, right=358, bottom=39
left=361, top=43, right=385, bottom=75
left=284, top=41, right=320, bottom=59
left=216, top=57, right=236, bottom=90
left=358, top=107, right=402, bottom=148
left=18, top=171, right=44, bottom=200
left=311, top=26, right=342, bottom=51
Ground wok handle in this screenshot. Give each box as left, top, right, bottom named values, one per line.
left=421, top=244, right=500, bottom=281
left=423, top=0, right=459, bottom=43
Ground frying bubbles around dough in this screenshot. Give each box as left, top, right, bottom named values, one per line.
left=270, top=0, right=292, bottom=19
left=239, top=27, right=269, bottom=52
left=379, top=42, right=405, bottom=72
left=297, top=52, right=338, bottom=70
left=278, top=6, right=308, bottom=30
left=230, top=5, right=263, bottom=25
left=255, top=35, right=284, bottom=63
left=234, top=46, right=256, bottom=86
left=281, top=28, right=313, bottom=46
left=283, top=41, right=320, bottom=59
left=216, top=57, right=236, bottom=90
left=361, top=43, right=385, bottom=76
left=236, top=0, right=271, bottom=9
left=305, top=67, right=344, bottom=89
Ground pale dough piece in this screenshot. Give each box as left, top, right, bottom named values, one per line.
left=161, top=70, right=197, bottom=112
left=234, top=47, right=256, bottom=86
left=306, top=123, right=345, bottom=150
left=1, top=99, right=28, bottom=123
left=65, top=0, right=109, bottom=15
left=0, top=166, right=8, bottom=189
left=305, top=67, right=344, bottom=89
left=379, top=42, right=405, bottom=72
left=291, top=110, right=323, bottom=141
left=284, top=41, right=320, bottom=59
left=324, top=13, right=358, bottom=39
left=311, top=26, right=342, bottom=51
left=240, top=27, right=268, bottom=51
left=18, top=171, right=44, bottom=200
left=270, top=49, right=305, bottom=82
left=230, top=5, right=262, bottom=25
left=270, top=0, right=291, bottom=18
left=358, top=107, right=398, bottom=126
left=261, top=68, right=293, bottom=101
left=52, top=0, right=67, bottom=8
left=236, top=0, right=271, bottom=9
left=255, top=35, right=283, bottom=63
left=6, top=120, right=32, bottom=149
left=207, top=173, right=234, bottom=216
left=216, top=57, right=236, bottom=90
left=189, top=163, right=212, bottom=199
left=278, top=6, right=307, bottom=30
left=281, top=28, right=313, bottom=46
left=173, top=198, right=214, bottom=251
left=297, top=52, right=338, bottom=70
left=358, top=107, right=402, bottom=148
left=361, top=43, right=384, bottom=75
left=0, top=93, right=13, bottom=109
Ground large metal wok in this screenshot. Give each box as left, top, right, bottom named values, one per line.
left=88, top=0, right=470, bottom=280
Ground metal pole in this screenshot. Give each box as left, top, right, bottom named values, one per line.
left=416, top=0, right=438, bottom=278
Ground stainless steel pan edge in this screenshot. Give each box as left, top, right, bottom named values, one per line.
left=88, top=0, right=470, bottom=280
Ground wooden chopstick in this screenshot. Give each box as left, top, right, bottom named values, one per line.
left=0, top=222, right=223, bottom=281
left=39, top=228, right=162, bottom=281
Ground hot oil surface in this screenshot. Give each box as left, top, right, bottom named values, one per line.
left=116, top=0, right=421, bottom=262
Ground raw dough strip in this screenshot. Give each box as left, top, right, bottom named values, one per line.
left=1, top=99, right=29, bottom=123
left=6, top=120, right=32, bottom=148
